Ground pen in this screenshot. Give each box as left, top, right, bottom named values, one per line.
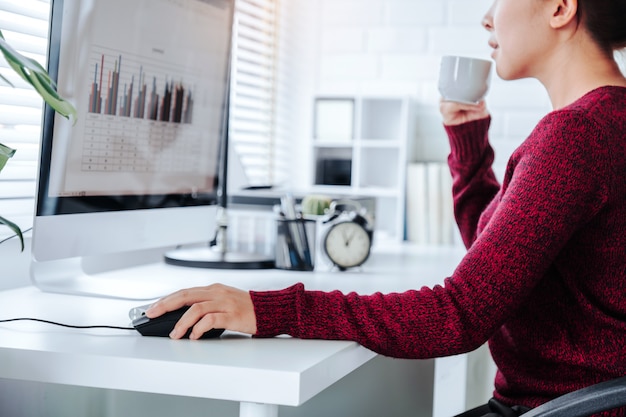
left=280, top=194, right=312, bottom=270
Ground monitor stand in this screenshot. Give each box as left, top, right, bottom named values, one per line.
left=163, top=207, right=275, bottom=269
left=30, top=255, right=184, bottom=300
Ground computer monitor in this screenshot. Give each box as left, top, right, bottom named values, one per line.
left=30, top=0, right=235, bottom=299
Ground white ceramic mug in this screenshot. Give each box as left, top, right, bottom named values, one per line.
left=438, top=55, right=493, bottom=104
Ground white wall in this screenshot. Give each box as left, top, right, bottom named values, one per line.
left=0, top=238, right=31, bottom=290
left=285, top=0, right=553, bottom=186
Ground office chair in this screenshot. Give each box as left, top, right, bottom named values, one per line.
left=522, top=375, right=626, bottom=417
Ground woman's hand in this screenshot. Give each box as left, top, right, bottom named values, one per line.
left=145, top=284, right=257, bottom=339
left=439, top=99, right=489, bottom=126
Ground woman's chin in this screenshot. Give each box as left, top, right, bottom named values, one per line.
left=494, top=65, right=521, bottom=81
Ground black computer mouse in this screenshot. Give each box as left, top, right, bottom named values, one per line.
left=132, top=306, right=224, bottom=339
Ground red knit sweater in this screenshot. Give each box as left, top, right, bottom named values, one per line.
left=251, top=86, right=626, bottom=411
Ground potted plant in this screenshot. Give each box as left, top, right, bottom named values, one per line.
left=0, top=28, right=76, bottom=251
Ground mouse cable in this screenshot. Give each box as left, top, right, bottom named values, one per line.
left=0, top=317, right=134, bottom=331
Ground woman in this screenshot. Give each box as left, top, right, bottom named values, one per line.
left=147, top=0, right=626, bottom=413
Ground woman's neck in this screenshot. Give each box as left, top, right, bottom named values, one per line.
left=537, top=37, right=626, bottom=109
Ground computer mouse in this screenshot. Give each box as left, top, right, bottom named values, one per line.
left=131, top=306, right=224, bottom=339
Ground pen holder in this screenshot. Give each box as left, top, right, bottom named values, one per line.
left=275, top=218, right=316, bottom=271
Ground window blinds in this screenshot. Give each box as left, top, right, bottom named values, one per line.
left=0, top=0, right=282, bottom=240
left=230, top=0, right=282, bottom=187
left=0, top=0, right=49, bottom=239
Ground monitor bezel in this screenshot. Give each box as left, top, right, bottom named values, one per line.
left=30, top=0, right=236, bottom=299
left=36, top=0, right=226, bottom=217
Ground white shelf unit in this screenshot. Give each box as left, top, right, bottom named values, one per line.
left=311, top=96, right=414, bottom=243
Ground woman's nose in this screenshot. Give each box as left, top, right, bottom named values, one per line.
left=482, top=2, right=495, bottom=31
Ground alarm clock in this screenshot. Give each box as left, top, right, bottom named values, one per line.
left=321, top=200, right=374, bottom=271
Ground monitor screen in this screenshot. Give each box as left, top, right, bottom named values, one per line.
left=31, top=0, right=235, bottom=298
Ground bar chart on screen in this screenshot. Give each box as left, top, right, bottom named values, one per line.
left=87, top=49, right=195, bottom=123
left=81, top=46, right=205, bottom=174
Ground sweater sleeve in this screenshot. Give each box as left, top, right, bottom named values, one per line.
left=251, top=110, right=610, bottom=359
left=444, top=117, right=501, bottom=248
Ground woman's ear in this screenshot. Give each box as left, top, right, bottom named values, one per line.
left=549, top=0, right=578, bottom=29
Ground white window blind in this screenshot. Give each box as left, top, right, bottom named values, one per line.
left=230, top=0, right=284, bottom=187
left=0, top=0, right=282, bottom=240
left=0, top=0, right=49, bottom=240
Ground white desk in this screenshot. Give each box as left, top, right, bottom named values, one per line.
left=0, top=245, right=466, bottom=417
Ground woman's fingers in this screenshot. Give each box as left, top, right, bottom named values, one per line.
left=146, top=284, right=257, bottom=339
left=146, top=286, right=214, bottom=317
left=439, top=99, right=489, bottom=125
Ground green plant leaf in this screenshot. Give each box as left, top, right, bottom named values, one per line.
left=30, top=68, right=77, bottom=121
left=0, top=31, right=53, bottom=80
left=0, top=30, right=77, bottom=122
left=0, top=215, right=24, bottom=252
left=0, top=142, right=16, bottom=173
left=0, top=138, right=21, bottom=252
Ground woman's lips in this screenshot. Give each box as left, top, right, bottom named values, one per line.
left=489, top=40, right=499, bottom=58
